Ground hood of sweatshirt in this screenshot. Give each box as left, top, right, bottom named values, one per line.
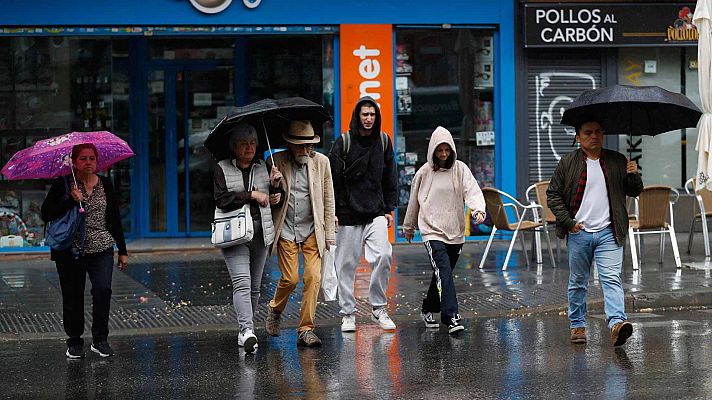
left=349, top=96, right=382, bottom=137
left=427, top=126, right=457, bottom=168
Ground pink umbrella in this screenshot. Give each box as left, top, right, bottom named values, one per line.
left=1, top=131, right=134, bottom=181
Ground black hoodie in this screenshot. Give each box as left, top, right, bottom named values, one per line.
left=328, top=96, right=397, bottom=226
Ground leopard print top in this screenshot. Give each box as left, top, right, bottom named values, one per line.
left=72, top=178, right=115, bottom=255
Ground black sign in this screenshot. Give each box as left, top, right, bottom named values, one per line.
left=525, top=3, right=698, bottom=47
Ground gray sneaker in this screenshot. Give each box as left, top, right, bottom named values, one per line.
left=265, top=306, right=281, bottom=337
left=297, top=330, right=322, bottom=347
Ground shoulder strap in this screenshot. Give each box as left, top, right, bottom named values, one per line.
left=62, top=176, right=70, bottom=200
left=342, top=132, right=351, bottom=156
left=247, top=163, right=256, bottom=191
left=343, top=131, right=389, bottom=155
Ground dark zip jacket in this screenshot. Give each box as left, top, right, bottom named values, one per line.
left=328, top=96, right=397, bottom=226
left=546, top=148, right=643, bottom=246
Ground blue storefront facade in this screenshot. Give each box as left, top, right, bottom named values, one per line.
left=0, top=0, right=516, bottom=250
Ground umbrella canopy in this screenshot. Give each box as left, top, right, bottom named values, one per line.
left=1, top=131, right=134, bottom=180
left=695, top=0, right=712, bottom=191
left=561, top=85, right=702, bottom=136
left=204, top=97, right=332, bottom=161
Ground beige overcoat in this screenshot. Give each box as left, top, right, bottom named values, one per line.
left=270, top=150, right=336, bottom=258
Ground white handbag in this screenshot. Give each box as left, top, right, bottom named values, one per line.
left=211, top=166, right=255, bottom=248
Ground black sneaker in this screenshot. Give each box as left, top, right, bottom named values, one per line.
left=447, top=317, right=465, bottom=335
left=66, top=344, right=85, bottom=360
left=90, top=341, right=115, bottom=358
left=420, top=311, right=438, bottom=328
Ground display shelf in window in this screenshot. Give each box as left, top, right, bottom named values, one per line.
left=69, top=40, right=113, bottom=132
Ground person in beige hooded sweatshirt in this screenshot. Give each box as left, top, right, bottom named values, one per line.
left=403, top=126, right=486, bottom=334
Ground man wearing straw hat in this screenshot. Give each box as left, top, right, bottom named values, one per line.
left=264, top=120, right=336, bottom=347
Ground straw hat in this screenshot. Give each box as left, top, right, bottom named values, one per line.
left=283, top=120, right=321, bottom=145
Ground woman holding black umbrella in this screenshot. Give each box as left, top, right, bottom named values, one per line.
left=41, top=143, right=128, bottom=359
left=213, top=122, right=283, bottom=354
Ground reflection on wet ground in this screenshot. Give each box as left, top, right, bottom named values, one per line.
left=1, top=311, right=711, bottom=399
left=2, top=238, right=712, bottom=336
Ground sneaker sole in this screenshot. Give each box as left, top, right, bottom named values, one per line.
left=243, top=337, right=258, bottom=354
left=90, top=345, right=113, bottom=358
left=570, top=338, right=587, bottom=344
left=65, top=349, right=85, bottom=360
left=423, top=322, right=439, bottom=329
left=613, top=323, right=634, bottom=346
left=341, top=325, right=356, bottom=332
left=448, top=325, right=465, bottom=334
left=370, top=315, right=396, bottom=330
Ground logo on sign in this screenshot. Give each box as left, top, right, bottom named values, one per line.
left=189, top=0, right=261, bottom=14
left=667, top=7, right=699, bottom=42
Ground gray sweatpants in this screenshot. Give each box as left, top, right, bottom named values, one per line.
left=220, top=222, right=269, bottom=332
left=335, top=215, right=392, bottom=315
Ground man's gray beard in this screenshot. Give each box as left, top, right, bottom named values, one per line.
left=294, top=154, right=309, bottom=165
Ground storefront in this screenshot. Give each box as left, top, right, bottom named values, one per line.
left=519, top=1, right=700, bottom=194
left=0, top=0, right=516, bottom=250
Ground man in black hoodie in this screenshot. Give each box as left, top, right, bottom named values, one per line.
left=328, top=96, right=397, bottom=332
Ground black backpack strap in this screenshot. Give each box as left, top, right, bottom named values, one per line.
left=380, top=132, right=388, bottom=153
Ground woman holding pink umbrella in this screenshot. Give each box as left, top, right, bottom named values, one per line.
left=41, top=143, right=128, bottom=360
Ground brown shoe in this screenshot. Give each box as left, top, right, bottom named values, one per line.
left=265, top=306, right=281, bottom=337
left=611, top=321, right=633, bottom=346
left=297, top=330, right=322, bottom=347
left=570, top=327, right=587, bottom=344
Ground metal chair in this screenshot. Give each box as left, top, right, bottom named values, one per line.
left=684, top=177, right=712, bottom=260
left=628, top=185, right=681, bottom=270
left=478, top=187, right=556, bottom=271
left=525, top=181, right=560, bottom=264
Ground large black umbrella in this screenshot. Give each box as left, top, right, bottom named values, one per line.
left=204, top=97, right=332, bottom=161
left=561, top=85, right=702, bottom=155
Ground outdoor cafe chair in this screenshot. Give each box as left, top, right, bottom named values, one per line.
left=684, top=177, right=712, bottom=260
left=525, top=181, right=560, bottom=264
left=478, top=187, right=556, bottom=271
left=628, top=185, right=681, bottom=270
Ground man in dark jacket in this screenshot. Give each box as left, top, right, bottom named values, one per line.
left=328, top=96, right=397, bottom=332
left=547, top=119, right=643, bottom=347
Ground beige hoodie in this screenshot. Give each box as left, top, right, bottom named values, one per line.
left=402, top=126, right=486, bottom=244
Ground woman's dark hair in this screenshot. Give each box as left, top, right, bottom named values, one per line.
left=71, top=143, right=99, bottom=162
left=432, top=146, right=454, bottom=171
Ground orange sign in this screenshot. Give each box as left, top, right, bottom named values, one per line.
left=339, top=24, right=396, bottom=241
left=339, top=24, right=394, bottom=141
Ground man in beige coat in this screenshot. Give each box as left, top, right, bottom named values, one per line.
left=265, top=120, right=336, bottom=347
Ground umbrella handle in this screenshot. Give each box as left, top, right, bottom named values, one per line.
left=68, top=158, right=85, bottom=213
left=261, top=117, right=274, bottom=167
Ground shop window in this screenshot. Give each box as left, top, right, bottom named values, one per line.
left=149, top=38, right=235, bottom=61
left=0, top=37, right=132, bottom=249
left=617, top=47, right=700, bottom=187
left=394, top=28, right=496, bottom=240
left=246, top=36, right=335, bottom=152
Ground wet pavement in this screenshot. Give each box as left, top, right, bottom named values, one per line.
left=1, top=310, right=711, bottom=399
left=2, top=234, right=712, bottom=339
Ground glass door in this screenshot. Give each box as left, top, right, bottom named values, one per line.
left=146, top=64, right=233, bottom=236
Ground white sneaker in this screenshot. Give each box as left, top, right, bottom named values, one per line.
left=238, top=328, right=258, bottom=353
left=371, top=308, right=396, bottom=330
left=341, top=314, right=356, bottom=332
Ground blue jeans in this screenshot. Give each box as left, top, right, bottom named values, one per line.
left=567, top=226, right=627, bottom=330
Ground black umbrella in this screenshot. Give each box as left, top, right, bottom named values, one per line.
left=561, top=85, right=702, bottom=155
left=204, top=97, right=332, bottom=162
